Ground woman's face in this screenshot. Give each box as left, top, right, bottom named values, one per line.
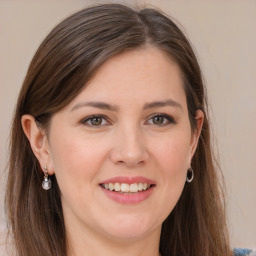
left=44, top=47, right=202, bottom=243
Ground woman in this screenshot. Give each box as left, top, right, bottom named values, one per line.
left=5, top=3, right=251, bottom=256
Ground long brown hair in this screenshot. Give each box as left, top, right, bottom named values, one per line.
left=5, top=3, right=231, bottom=256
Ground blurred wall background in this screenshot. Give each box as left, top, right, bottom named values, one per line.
left=0, top=0, right=255, bottom=251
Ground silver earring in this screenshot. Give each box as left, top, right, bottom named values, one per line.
left=186, top=168, right=194, bottom=183
left=42, top=166, right=51, bottom=190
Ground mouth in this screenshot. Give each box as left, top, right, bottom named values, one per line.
left=100, top=182, right=155, bottom=194
left=99, top=176, right=156, bottom=203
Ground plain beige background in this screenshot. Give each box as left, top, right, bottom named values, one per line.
left=0, top=0, right=255, bottom=252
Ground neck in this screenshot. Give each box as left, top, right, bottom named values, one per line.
left=66, top=225, right=161, bottom=256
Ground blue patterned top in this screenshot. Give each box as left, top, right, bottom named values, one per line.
left=233, top=248, right=256, bottom=256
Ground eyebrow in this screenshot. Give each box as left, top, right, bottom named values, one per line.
left=71, top=101, right=119, bottom=112
left=143, top=99, right=183, bottom=110
left=71, top=99, right=183, bottom=112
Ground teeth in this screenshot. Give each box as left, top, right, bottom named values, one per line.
left=120, top=183, right=130, bottom=192
left=114, top=183, right=121, bottom=192
left=102, top=183, right=151, bottom=193
left=108, top=183, right=114, bottom=191
left=130, top=183, right=138, bottom=192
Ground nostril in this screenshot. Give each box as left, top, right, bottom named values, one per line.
left=116, top=159, right=145, bottom=167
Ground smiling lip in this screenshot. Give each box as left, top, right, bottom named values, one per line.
left=99, top=176, right=156, bottom=204
left=100, top=176, right=155, bottom=185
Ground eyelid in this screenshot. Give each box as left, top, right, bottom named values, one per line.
left=80, top=113, right=175, bottom=128
left=81, top=114, right=111, bottom=126
left=145, top=113, right=176, bottom=125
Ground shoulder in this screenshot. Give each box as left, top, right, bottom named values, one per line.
left=233, top=248, right=256, bottom=256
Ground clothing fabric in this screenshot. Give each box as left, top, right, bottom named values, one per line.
left=233, top=248, right=256, bottom=256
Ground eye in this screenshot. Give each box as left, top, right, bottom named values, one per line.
left=146, top=113, right=175, bottom=126
left=81, top=115, right=109, bottom=127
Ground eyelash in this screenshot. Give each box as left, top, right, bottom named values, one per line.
left=81, top=115, right=110, bottom=127
left=80, top=113, right=175, bottom=127
left=146, top=113, right=176, bottom=126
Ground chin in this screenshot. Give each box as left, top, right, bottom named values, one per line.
left=101, top=214, right=160, bottom=242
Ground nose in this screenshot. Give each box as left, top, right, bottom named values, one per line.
left=110, top=125, right=150, bottom=167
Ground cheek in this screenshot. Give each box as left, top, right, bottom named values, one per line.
left=48, top=130, right=108, bottom=193
left=160, top=140, right=189, bottom=186
left=150, top=133, right=191, bottom=211
left=152, top=134, right=191, bottom=176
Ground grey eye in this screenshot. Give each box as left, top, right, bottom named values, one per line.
left=152, top=116, right=164, bottom=124
left=147, top=114, right=175, bottom=126
left=90, top=117, right=103, bottom=126
left=81, top=115, right=109, bottom=127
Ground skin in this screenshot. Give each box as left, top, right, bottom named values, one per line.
left=22, top=47, right=204, bottom=256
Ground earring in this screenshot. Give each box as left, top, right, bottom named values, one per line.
left=186, top=168, right=194, bottom=183
left=42, top=166, right=52, bottom=190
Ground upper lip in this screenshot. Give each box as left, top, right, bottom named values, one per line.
left=100, top=176, right=156, bottom=185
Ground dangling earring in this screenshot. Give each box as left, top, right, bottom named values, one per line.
left=42, top=166, right=52, bottom=190
left=186, top=167, right=194, bottom=183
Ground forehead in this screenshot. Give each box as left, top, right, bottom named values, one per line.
left=69, top=47, right=186, bottom=109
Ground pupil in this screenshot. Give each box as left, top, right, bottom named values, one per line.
left=91, top=117, right=102, bottom=125
left=153, top=116, right=163, bottom=124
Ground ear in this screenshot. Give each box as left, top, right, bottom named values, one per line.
left=21, top=114, right=54, bottom=175
left=189, top=109, right=204, bottom=162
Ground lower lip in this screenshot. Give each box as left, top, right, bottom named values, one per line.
left=100, top=186, right=155, bottom=204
